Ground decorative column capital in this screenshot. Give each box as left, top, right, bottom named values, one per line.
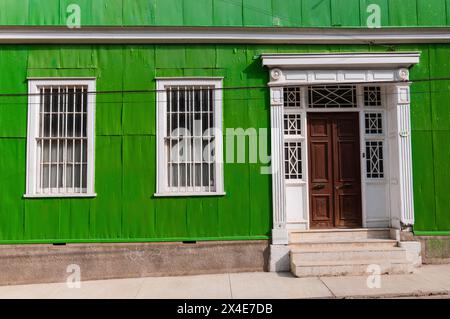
left=270, top=86, right=284, bottom=107
left=395, top=85, right=411, bottom=105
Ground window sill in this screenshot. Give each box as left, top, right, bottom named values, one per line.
left=153, top=192, right=226, bottom=198
left=23, top=193, right=97, bottom=199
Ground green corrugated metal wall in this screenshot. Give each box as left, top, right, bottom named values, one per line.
left=0, top=0, right=449, bottom=241
left=0, top=44, right=274, bottom=243
left=1, top=0, right=450, bottom=27
left=0, top=43, right=449, bottom=243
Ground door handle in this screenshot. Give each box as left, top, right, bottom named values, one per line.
left=313, top=184, right=326, bottom=190
left=336, top=183, right=353, bottom=190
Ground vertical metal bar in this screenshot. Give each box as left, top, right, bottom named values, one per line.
left=186, top=87, right=190, bottom=192
left=64, top=86, right=68, bottom=193
left=199, top=86, right=203, bottom=191
left=184, top=86, right=188, bottom=193
left=39, top=88, right=44, bottom=193
left=186, top=86, right=190, bottom=192
left=80, top=87, right=84, bottom=193
left=56, top=86, right=60, bottom=193
left=211, top=87, right=215, bottom=191
left=72, top=87, right=76, bottom=192
left=48, top=87, right=53, bottom=193
left=167, top=87, right=171, bottom=189
left=208, top=87, right=211, bottom=193
left=176, top=86, right=181, bottom=192
left=192, top=87, right=195, bottom=192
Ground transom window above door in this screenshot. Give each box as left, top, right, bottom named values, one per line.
left=156, top=78, right=224, bottom=197
left=25, top=79, right=96, bottom=198
left=308, top=85, right=357, bottom=108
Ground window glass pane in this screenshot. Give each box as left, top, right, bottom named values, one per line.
left=284, top=114, right=302, bottom=135
left=284, top=142, right=302, bottom=180
left=164, top=85, right=217, bottom=193
left=365, top=112, right=383, bottom=135
left=364, top=86, right=382, bottom=107
left=284, top=87, right=302, bottom=108
left=308, top=85, right=357, bottom=108
left=35, top=84, right=89, bottom=194
left=366, top=141, right=384, bottom=179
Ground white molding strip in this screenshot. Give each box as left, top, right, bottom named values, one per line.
left=1, top=27, right=450, bottom=44
left=261, top=52, right=420, bottom=86
left=261, top=52, right=421, bottom=69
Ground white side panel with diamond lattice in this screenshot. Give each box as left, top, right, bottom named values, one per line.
left=362, top=86, right=390, bottom=228
left=283, top=87, right=308, bottom=228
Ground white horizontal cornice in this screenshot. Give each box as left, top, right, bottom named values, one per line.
left=261, top=52, right=420, bottom=85
left=261, top=52, right=421, bottom=69
left=0, top=27, right=449, bottom=44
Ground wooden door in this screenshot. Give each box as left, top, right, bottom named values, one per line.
left=308, top=113, right=362, bottom=229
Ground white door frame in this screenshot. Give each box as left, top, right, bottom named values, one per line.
left=262, top=52, right=421, bottom=245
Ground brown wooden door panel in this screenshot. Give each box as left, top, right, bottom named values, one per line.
left=308, top=113, right=362, bottom=229
left=308, top=114, right=334, bottom=229
left=311, top=195, right=333, bottom=225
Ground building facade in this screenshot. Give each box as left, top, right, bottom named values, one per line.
left=0, top=0, right=450, bottom=282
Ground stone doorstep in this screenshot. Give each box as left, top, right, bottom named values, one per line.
left=271, top=229, right=423, bottom=277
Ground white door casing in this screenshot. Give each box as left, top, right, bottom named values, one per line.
left=262, top=52, right=420, bottom=245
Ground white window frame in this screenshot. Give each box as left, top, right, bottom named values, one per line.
left=25, top=78, right=96, bottom=198
left=155, top=78, right=225, bottom=197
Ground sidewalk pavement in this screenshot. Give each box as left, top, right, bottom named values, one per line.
left=0, top=265, right=449, bottom=299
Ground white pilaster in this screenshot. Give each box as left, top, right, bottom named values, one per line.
left=395, top=84, right=415, bottom=227
left=270, top=86, right=288, bottom=245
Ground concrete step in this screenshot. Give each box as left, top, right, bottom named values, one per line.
left=291, top=260, right=413, bottom=277
left=290, top=247, right=407, bottom=263
left=290, top=239, right=398, bottom=251
left=290, top=228, right=391, bottom=243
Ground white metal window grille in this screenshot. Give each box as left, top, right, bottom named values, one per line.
left=283, top=86, right=302, bottom=108
left=364, top=86, right=382, bottom=107
left=366, top=141, right=384, bottom=179
left=26, top=79, right=96, bottom=197
left=364, top=108, right=385, bottom=179
left=284, top=142, right=302, bottom=180
left=156, top=79, right=224, bottom=196
left=283, top=86, right=304, bottom=181
left=308, top=85, right=357, bottom=108
left=365, top=112, right=383, bottom=134
left=284, top=114, right=302, bottom=136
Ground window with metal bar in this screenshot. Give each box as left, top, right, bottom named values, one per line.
left=26, top=80, right=95, bottom=197
left=157, top=79, right=224, bottom=196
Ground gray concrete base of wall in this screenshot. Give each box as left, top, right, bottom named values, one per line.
left=0, top=240, right=270, bottom=286
left=415, top=236, right=450, bottom=264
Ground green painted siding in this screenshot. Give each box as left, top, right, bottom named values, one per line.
left=0, top=43, right=450, bottom=242
left=0, top=44, right=274, bottom=243
left=1, top=0, right=450, bottom=27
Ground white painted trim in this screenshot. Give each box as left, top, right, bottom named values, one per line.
left=265, top=53, right=418, bottom=234
left=154, top=192, right=226, bottom=198
left=262, top=52, right=420, bottom=69
left=27, top=77, right=97, bottom=80
left=155, top=77, right=224, bottom=80
left=1, top=27, right=450, bottom=44
left=155, top=78, right=224, bottom=197
left=25, top=78, right=96, bottom=198
left=23, top=193, right=97, bottom=198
